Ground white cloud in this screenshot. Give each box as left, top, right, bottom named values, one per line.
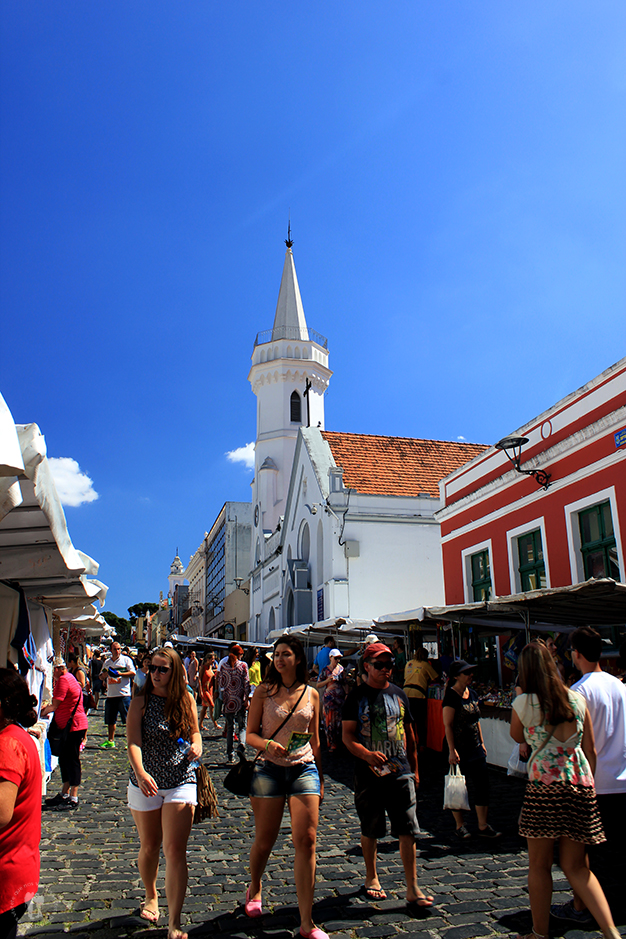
left=226, top=442, right=255, bottom=470
left=48, top=457, right=99, bottom=507
left=457, top=435, right=466, bottom=441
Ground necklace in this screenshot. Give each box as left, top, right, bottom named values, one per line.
left=283, top=679, right=300, bottom=691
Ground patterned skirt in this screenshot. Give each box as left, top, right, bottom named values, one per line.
left=519, top=781, right=606, bottom=844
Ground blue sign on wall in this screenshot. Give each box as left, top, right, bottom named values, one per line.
left=317, top=588, right=324, bottom=622
left=615, top=427, right=626, bottom=449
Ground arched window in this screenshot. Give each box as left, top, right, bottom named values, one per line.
left=317, top=520, right=324, bottom=586
left=290, top=391, right=301, bottom=423
left=286, top=590, right=295, bottom=628
left=268, top=607, right=275, bottom=633
left=299, top=521, right=310, bottom=563
left=255, top=538, right=261, bottom=566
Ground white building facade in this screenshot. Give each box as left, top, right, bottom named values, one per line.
left=247, top=243, right=486, bottom=642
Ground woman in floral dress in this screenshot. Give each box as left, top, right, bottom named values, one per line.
left=511, top=641, right=620, bottom=939
left=316, top=650, right=347, bottom=752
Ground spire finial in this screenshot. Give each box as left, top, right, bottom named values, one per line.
left=285, top=215, right=293, bottom=249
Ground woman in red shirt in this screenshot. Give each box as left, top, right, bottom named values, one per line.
left=41, top=656, right=88, bottom=809
left=0, top=667, right=42, bottom=939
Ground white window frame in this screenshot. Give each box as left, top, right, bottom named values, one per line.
left=564, top=486, right=623, bottom=584
left=506, top=517, right=550, bottom=595
left=461, top=539, right=494, bottom=603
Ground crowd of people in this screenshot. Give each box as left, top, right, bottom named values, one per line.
left=1, top=627, right=625, bottom=939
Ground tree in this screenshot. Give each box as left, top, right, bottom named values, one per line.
left=102, top=610, right=132, bottom=643
left=128, top=602, right=159, bottom=623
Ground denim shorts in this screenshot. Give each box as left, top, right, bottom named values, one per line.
left=250, top=759, right=321, bottom=798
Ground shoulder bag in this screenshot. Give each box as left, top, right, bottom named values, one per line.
left=47, top=695, right=81, bottom=757
left=224, top=685, right=308, bottom=796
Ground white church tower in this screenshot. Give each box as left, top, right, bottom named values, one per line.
left=248, top=230, right=332, bottom=546
left=167, top=551, right=186, bottom=598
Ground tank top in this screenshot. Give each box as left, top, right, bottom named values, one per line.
left=260, top=686, right=315, bottom=766
left=129, top=694, right=196, bottom=790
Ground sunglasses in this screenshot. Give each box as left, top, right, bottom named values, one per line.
left=149, top=664, right=171, bottom=675
left=370, top=660, right=394, bottom=671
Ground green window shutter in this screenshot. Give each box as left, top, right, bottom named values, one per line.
left=518, top=529, right=547, bottom=591
left=471, top=550, right=492, bottom=601
left=579, top=502, right=620, bottom=581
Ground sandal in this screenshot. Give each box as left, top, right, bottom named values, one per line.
left=299, top=928, right=329, bottom=939
left=363, top=885, right=387, bottom=900
left=407, top=894, right=434, bottom=909
left=139, top=900, right=159, bottom=924
left=515, top=932, right=548, bottom=939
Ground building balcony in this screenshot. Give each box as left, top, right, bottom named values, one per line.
left=254, top=326, right=328, bottom=349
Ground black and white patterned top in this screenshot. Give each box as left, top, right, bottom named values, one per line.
left=129, top=694, right=196, bottom=790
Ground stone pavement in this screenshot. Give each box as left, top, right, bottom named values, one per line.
left=20, top=714, right=626, bottom=939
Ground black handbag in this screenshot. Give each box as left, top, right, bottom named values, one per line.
left=223, top=685, right=307, bottom=797
left=47, top=696, right=81, bottom=757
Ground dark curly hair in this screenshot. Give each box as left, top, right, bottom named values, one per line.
left=0, top=668, right=39, bottom=728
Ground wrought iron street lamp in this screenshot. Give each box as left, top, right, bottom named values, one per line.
left=495, top=436, right=551, bottom=490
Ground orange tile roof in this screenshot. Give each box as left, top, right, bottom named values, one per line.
left=321, top=431, right=488, bottom=497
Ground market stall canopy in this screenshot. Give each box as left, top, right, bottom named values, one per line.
left=168, top=634, right=273, bottom=651
left=376, top=578, right=626, bottom=632
left=266, top=617, right=404, bottom=647
left=0, top=406, right=108, bottom=615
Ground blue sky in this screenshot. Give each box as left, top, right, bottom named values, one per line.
left=1, top=2, right=624, bottom=617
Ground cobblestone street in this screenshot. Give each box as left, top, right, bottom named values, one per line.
left=20, top=717, right=626, bottom=939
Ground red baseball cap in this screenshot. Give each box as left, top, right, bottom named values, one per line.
left=363, top=642, right=393, bottom=659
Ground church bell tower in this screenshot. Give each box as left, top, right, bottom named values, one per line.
left=248, top=231, right=332, bottom=540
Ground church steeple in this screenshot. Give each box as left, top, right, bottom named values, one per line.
left=248, top=238, right=332, bottom=537
left=272, top=245, right=309, bottom=341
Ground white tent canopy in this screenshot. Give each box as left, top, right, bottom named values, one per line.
left=266, top=617, right=404, bottom=647
left=0, top=397, right=108, bottom=618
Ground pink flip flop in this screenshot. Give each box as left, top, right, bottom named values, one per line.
left=245, top=887, right=263, bottom=918
left=299, top=928, right=329, bottom=939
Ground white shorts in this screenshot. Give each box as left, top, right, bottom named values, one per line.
left=127, top=781, right=197, bottom=811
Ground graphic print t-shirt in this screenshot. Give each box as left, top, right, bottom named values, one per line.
left=342, top=682, right=413, bottom=779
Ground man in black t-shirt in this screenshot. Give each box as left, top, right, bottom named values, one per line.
left=342, top=643, right=433, bottom=909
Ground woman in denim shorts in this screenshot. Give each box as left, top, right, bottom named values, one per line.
left=245, top=637, right=327, bottom=939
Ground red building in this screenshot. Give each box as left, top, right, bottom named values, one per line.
left=437, top=357, right=626, bottom=606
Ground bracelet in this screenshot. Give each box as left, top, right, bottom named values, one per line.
left=265, top=739, right=274, bottom=751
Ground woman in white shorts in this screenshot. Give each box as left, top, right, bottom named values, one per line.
left=127, top=647, right=201, bottom=939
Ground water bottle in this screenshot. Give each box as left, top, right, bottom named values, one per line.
left=177, top=737, right=200, bottom=769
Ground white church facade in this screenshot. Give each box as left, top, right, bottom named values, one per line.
left=247, top=237, right=487, bottom=643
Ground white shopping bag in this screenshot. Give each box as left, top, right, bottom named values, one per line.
left=443, top=764, right=470, bottom=811
left=507, top=744, right=529, bottom=779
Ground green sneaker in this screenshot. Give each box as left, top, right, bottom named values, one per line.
left=99, top=740, right=115, bottom=749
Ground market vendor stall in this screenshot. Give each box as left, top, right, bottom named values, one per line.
left=377, top=578, right=626, bottom=766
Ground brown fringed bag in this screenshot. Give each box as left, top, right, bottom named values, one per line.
left=193, top=764, right=219, bottom=824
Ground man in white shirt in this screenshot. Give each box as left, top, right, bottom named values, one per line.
left=551, top=626, right=626, bottom=925
left=100, top=641, right=135, bottom=749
